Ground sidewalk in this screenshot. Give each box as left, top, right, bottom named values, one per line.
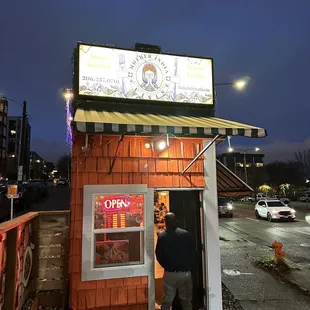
left=220, top=226, right=310, bottom=310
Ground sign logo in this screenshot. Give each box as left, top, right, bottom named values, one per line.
left=100, top=195, right=131, bottom=212
left=128, top=54, right=170, bottom=97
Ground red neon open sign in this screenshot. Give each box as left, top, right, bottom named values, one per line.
left=100, top=195, right=131, bottom=212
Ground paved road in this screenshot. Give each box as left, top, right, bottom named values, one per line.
left=10, top=187, right=70, bottom=220
left=235, top=201, right=310, bottom=222
left=29, top=186, right=70, bottom=211
left=220, top=202, right=310, bottom=269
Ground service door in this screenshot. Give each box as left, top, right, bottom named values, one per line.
left=169, top=190, right=204, bottom=310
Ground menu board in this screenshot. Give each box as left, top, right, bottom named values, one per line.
left=94, top=194, right=144, bottom=229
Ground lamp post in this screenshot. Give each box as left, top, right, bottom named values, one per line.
left=214, top=78, right=249, bottom=114
left=215, top=78, right=248, bottom=91
left=228, top=147, right=260, bottom=184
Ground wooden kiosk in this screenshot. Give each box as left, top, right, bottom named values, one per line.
left=68, top=42, right=266, bottom=310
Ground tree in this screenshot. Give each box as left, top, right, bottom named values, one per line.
left=247, top=166, right=268, bottom=192
left=265, top=161, right=305, bottom=187
left=295, top=149, right=310, bottom=179
left=57, top=155, right=71, bottom=179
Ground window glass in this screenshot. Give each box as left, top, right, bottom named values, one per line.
left=94, top=194, right=144, bottom=229
left=94, top=232, right=144, bottom=268
left=267, top=201, right=285, bottom=207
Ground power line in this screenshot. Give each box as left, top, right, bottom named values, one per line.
left=2, top=96, right=23, bottom=106
left=3, top=96, right=32, bottom=119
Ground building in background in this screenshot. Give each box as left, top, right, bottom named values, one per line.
left=44, top=162, right=55, bottom=176
left=217, top=151, right=265, bottom=185
left=7, top=116, right=31, bottom=180
left=0, top=97, right=8, bottom=178
left=30, top=151, right=47, bottom=179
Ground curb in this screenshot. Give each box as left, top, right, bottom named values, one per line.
left=255, top=262, right=310, bottom=296
left=220, top=227, right=310, bottom=297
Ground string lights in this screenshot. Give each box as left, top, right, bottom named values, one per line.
left=63, top=88, right=73, bottom=152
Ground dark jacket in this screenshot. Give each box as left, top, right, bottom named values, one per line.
left=155, top=227, right=195, bottom=272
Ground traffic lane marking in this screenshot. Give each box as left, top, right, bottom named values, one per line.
left=294, top=230, right=310, bottom=236
left=246, top=217, right=259, bottom=222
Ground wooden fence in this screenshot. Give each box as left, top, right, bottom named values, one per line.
left=0, top=211, right=70, bottom=310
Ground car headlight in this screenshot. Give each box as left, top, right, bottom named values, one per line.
left=272, top=210, right=278, bottom=214
left=227, top=203, right=233, bottom=210
left=291, top=209, right=296, bottom=213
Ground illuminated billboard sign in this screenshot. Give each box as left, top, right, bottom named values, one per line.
left=78, top=44, right=213, bottom=105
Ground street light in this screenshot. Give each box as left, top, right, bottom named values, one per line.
left=233, top=79, right=247, bottom=90
left=215, top=77, right=249, bottom=90
left=228, top=147, right=260, bottom=184
left=214, top=77, right=250, bottom=114
left=62, top=88, right=73, bottom=147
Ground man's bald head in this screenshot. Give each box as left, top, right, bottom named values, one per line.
left=165, top=212, right=177, bottom=230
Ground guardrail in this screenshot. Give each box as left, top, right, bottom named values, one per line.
left=0, top=210, right=70, bottom=310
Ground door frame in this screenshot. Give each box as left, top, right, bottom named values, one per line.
left=154, top=188, right=205, bottom=191
left=153, top=188, right=206, bottom=308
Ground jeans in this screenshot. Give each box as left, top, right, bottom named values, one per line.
left=161, top=271, right=192, bottom=310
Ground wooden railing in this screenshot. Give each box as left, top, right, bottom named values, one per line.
left=0, top=211, right=70, bottom=310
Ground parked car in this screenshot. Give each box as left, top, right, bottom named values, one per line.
left=247, top=193, right=267, bottom=202
left=300, top=194, right=310, bottom=202
left=218, top=197, right=233, bottom=217
left=280, top=197, right=290, bottom=205
left=255, top=199, right=296, bottom=222
left=46, top=179, right=54, bottom=187
left=57, top=179, right=68, bottom=187
left=241, top=196, right=251, bottom=202
left=23, top=183, right=43, bottom=202
left=29, top=179, right=48, bottom=197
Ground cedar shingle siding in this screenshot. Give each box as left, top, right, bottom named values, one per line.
left=69, top=134, right=205, bottom=310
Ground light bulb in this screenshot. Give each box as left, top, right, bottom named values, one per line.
left=158, top=141, right=166, bottom=150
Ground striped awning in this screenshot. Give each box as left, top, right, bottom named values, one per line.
left=74, top=108, right=267, bottom=138
left=216, top=160, right=254, bottom=194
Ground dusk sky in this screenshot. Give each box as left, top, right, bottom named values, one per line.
left=1, top=1, right=310, bottom=163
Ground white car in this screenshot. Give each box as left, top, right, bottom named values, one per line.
left=255, top=199, right=296, bottom=222
left=248, top=193, right=267, bottom=202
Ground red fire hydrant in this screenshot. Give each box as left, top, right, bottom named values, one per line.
left=272, top=241, right=285, bottom=261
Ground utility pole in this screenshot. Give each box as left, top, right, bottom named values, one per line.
left=17, top=101, right=27, bottom=181
left=22, top=101, right=28, bottom=180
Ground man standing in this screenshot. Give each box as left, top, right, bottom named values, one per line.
left=155, top=212, right=194, bottom=310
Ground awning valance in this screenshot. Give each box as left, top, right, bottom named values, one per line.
left=74, top=108, right=267, bottom=138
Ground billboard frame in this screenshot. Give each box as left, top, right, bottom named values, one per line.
left=73, top=42, right=215, bottom=111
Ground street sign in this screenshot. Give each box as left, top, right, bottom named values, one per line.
left=18, top=166, right=23, bottom=181
left=7, top=185, right=19, bottom=220
left=7, top=185, right=19, bottom=199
